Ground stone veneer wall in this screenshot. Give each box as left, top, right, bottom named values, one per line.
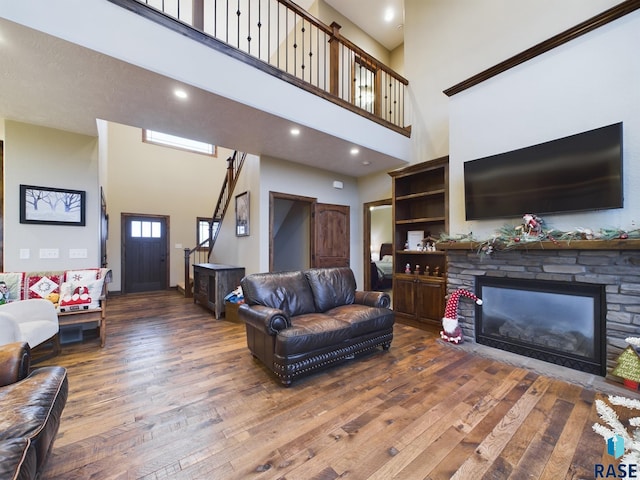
left=445, top=247, right=640, bottom=374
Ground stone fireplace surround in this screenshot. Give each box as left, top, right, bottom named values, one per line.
left=440, top=240, right=640, bottom=389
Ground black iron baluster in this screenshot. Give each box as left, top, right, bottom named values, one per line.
left=247, top=0, right=251, bottom=55
left=257, top=0, right=262, bottom=60
left=392, top=79, right=397, bottom=124
left=236, top=0, right=240, bottom=49
left=300, top=19, right=305, bottom=81
left=293, top=12, right=297, bottom=77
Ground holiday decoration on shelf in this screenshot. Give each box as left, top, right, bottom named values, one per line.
left=593, top=395, right=640, bottom=465
left=518, top=213, right=543, bottom=237
left=438, top=215, right=640, bottom=257
left=440, top=289, right=483, bottom=344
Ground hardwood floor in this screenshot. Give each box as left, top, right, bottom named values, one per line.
left=36, top=290, right=618, bottom=479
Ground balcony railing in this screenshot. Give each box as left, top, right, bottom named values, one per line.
left=108, top=0, right=410, bottom=134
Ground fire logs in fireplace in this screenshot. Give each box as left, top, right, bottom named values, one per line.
left=475, top=276, right=606, bottom=375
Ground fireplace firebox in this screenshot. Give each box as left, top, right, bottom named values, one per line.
left=475, top=276, right=606, bottom=376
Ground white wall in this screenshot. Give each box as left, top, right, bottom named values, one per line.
left=403, top=0, right=621, bottom=163
left=449, top=9, right=640, bottom=238
left=358, top=0, right=627, bottom=239
left=105, top=122, right=230, bottom=290
left=255, top=156, right=363, bottom=284
left=316, top=1, right=391, bottom=65
left=3, top=121, right=100, bottom=271
left=210, top=153, right=262, bottom=275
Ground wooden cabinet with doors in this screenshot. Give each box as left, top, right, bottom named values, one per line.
left=389, top=157, right=449, bottom=329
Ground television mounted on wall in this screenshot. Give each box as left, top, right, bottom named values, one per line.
left=463, top=122, right=623, bottom=221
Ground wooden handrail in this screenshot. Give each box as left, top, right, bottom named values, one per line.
left=107, top=0, right=410, bottom=132
left=182, top=151, right=246, bottom=297
left=273, top=0, right=408, bottom=85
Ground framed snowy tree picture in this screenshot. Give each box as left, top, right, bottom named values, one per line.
left=20, top=184, right=86, bottom=226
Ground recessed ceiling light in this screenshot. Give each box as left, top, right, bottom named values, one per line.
left=362, top=160, right=371, bottom=166
left=290, top=128, right=300, bottom=136
left=174, top=89, right=188, bottom=99
left=350, top=148, right=360, bottom=155
left=384, top=7, right=394, bottom=23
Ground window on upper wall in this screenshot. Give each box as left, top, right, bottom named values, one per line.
left=143, top=129, right=217, bottom=156
left=197, top=217, right=220, bottom=250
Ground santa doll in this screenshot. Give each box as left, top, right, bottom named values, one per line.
left=440, top=289, right=483, bottom=344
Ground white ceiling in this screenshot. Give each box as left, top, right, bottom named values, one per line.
left=0, top=2, right=407, bottom=177
left=325, top=0, right=405, bottom=51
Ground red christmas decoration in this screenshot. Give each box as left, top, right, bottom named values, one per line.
left=440, top=289, right=483, bottom=344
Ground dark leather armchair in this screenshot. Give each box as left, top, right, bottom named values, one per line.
left=0, top=342, right=68, bottom=480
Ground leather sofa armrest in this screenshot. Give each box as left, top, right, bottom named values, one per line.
left=239, top=304, right=291, bottom=335
left=0, top=342, right=31, bottom=387
left=355, top=290, right=391, bottom=309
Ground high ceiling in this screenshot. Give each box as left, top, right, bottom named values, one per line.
left=325, top=0, right=405, bottom=51
left=0, top=1, right=408, bottom=177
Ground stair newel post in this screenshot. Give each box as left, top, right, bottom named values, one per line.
left=329, top=21, right=341, bottom=97
left=374, top=66, right=382, bottom=117
left=184, top=248, right=193, bottom=298
left=207, top=221, right=215, bottom=260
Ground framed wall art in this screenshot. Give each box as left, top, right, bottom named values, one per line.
left=20, top=184, right=86, bottom=226
left=235, top=191, right=249, bottom=236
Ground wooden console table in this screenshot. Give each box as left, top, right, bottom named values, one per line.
left=193, top=263, right=245, bottom=319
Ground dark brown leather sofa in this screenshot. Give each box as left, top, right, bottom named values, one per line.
left=0, top=342, right=68, bottom=480
left=239, top=267, right=394, bottom=386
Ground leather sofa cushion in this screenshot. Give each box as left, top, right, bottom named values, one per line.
left=0, top=438, right=36, bottom=480
left=326, top=305, right=395, bottom=336
left=304, top=267, right=356, bottom=312
left=241, top=271, right=316, bottom=318
left=275, top=314, right=351, bottom=356
left=0, top=366, right=68, bottom=475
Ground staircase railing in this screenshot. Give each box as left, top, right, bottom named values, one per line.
left=108, top=0, right=409, bottom=134
left=183, top=151, right=247, bottom=297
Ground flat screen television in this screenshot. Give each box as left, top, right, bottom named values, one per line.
left=464, top=122, right=623, bottom=220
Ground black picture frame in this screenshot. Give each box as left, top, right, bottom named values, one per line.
left=235, top=191, right=249, bottom=236
left=20, top=184, right=86, bottom=226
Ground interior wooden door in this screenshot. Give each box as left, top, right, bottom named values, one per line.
left=312, top=203, right=350, bottom=268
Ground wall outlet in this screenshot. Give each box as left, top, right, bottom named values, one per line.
left=69, top=248, right=88, bottom=259
left=39, top=248, right=59, bottom=259
left=19, top=249, right=30, bottom=259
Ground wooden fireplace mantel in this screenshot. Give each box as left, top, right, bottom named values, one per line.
left=437, top=239, right=640, bottom=251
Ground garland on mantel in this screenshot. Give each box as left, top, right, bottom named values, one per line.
left=438, top=214, right=640, bottom=256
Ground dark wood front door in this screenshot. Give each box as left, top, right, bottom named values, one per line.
left=312, top=203, right=350, bottom=268
left=122, top=214, right=169, bottom=293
